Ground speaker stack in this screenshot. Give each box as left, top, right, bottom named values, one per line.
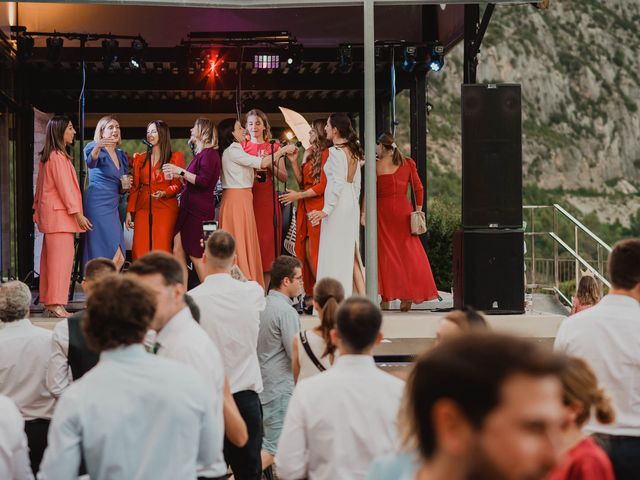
left=453, top=84, right=525, bottom=314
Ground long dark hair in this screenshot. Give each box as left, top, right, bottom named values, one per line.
left=142, top=120, right=172, bottom=169
left=313, top=277, right=345, bottom=358
left=377, top=132, right=405, bottom=166
left=328, top=113, right=363, bottom=161
left=40, top=115, right=73, bottom=162
left=218, top=118, right=238, bottom=155
left=310, top=118, right=330, bottom=184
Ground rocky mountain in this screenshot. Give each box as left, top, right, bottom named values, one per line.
left=399, top=0, right=640, bottom=228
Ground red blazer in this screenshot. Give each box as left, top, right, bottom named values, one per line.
left=33, top=150, right=83, bottom=234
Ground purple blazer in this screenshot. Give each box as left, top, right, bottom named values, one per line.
left=180, top=147, right=221, bottom=219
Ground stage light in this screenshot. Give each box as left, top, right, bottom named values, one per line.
left=286, top=44, right=303, bottom=70
left=338, top=44, right=353, bottom=74
left=130, top=38, right=146, bottom=70
left=254, top=54, right=280, bottom=70
left=429, top=45, right=444, bottom=72
left=46, top=36, right=64, bottom=64
left=101, top=38, right=119, bottom=68
left=285, top=131, right=294, bottom=141
left=16, top=35, right=34, bottom=61
left=402, top=46, right=417, bottom=73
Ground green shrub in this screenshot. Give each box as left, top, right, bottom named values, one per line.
left=426, top=199, right=461, bottom=291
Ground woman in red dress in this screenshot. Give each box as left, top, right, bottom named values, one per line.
left=546, top=356, right=615, bottom=480
left=373, top=132, right=437, bottom=311
left=242, top=108, right=287, bottom=288
left=125, top=120, right=184, bottom=259
left=280, top=119, right=331, bottom=298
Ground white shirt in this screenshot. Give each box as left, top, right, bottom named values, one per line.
left=0, top=319, right=56, bottom=420
left=45, top=320, right=71, bottom=397
left=0, top=395, right=33, bottom=480
left=221, top=142, right=262, bottom=189
left=190, top=273, right=266, bottom=394
left=276, top=355, right=405, bottom=480
left=554, top=294, right=640, bottom=436
left=155, top=307, right=226, bottom=478
left=38, top=344, right=218, bottom=480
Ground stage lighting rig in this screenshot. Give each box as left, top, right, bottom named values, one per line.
left=101, top=38, right=119, bottom=68
left=401, top=46, right=417, bottom=73
left=286, top=44, right=303, bottom=69
left=46, top=36, right=64, bottom=63
left=429, top=44, right=444, bottom=72
left=130, top=38, right=147, bottom=70
left=338, top=44, right=353, bottom=74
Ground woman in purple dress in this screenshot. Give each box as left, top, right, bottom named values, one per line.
left=164, top=118, right=221, bottom=281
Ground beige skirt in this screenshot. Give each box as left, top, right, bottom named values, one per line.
left=219, top=188, right=265, bottom=287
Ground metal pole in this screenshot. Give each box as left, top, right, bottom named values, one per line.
left=364, top=0, right=377, bottom=302
left=530, top=208, right=535, bottom=287
left=553, top=208, right=559, bottom=290
left=574, top=225, right=579, bottom=288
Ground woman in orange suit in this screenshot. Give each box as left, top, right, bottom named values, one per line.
left=33, top=115, right=92, bottom=318
left=125, top=120, right=184, bottom=259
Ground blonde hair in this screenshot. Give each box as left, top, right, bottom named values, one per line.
left=193, top=117, right=217, bottom=153
left=576, top=275, right=600, bottom=307
left=245, top=109, right=272, bottom=142
left=562, top=356, right=615, bottom=427
left=93, top=116, right=121, bottom=145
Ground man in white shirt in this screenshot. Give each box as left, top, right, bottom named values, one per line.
left=38, top=274, right=218, bottom=480
left=46, top=257, right=116, bottom=397
left=128, top=252, right=227, bottom=480
left=190, top=230, right=267, bottom=480
left=0, top=281, right=55, bottom=475
left=0, top=395, right=33, bottom=480
left=554, top=238, right=640, bottom=480
left=276, top=297, right=405, bottom=480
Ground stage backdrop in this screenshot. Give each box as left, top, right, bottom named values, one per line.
left=33, top=108, right=53, bottom=277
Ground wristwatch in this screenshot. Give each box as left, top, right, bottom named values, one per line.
left=179, top=169, right=186, bottom=177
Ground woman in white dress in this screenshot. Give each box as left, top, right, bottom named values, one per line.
left=308, top=113, right=365, bottom=297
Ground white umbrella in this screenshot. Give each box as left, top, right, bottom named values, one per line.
left=279, top=106, right=312, bottom=150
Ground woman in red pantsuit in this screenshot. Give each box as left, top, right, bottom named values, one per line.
left=33, top=115, right=92, bottom=318
left=242, top=109, right=286, bottom=288
left=125, top=120, right=184, bottom=260
left=373, top=132, right=438, bottom=311
left=280, top=119, right=331, bottom=297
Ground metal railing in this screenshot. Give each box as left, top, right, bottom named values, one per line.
left=524, top=204, right=612, bottom=303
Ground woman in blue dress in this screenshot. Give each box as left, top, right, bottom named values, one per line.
left=83, top=116, right=129, bottom=270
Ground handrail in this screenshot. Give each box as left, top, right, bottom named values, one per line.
left=553, top=204, right=612, bottom=253
left=544, top=287, right=572, bottom=308
left=548, top=232, right=612, bottom=288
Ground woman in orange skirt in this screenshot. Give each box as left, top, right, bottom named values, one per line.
left=217, top=118, right=298, bottom=287
left=33, top=115, right=92, bottom=318
left=280, top=119, right=331, bottom=297
left=125, top=120, right=184, bottom=259
left=242, top=109, right=287, bottom=288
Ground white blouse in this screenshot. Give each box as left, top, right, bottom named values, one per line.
left=221, top=142, right=262, bottom=189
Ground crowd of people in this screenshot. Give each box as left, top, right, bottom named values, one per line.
left=1, top=230, right=639, bottom=480
left=31, top=111, right=438, bottom=318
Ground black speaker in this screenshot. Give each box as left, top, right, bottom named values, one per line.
left=462, top=84, right=522, bottom=229
left=453, top=229, right=525, bottom=314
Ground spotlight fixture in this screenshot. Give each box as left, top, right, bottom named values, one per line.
left=130, top=38, right=146, bottom=70
left=46, top=36, right=64, bottom=63
left=16, top=35, right=34, bottom=61
left=254, top=54, right=280, bottom=70
left=401, top=46, right=417, bottom=73
left=429, top=44, right=445, bottom=72
left=338, top=44, right=353, bottom=74
left=286, top=44, right=303, bottom=69
left=101, top=38, right=119, bottom=68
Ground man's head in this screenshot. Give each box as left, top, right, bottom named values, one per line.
left=609, top=239, right=640, bottom=300
left=128, top=252, right=186, bottom=331
left=437, top=306, right=489, bottom=345
left=269, top=256, right=303, bottom=298
left=82, top=257, right=117, bottom=295
left=401, top=333, right=566, bottom=480
left=203, top=230, right=236, bottom=272
left=82, top=274, right=155, bottom=353
left=330, top=297, right=383, bottom=355
left=0, top=281, right=31, bottom=323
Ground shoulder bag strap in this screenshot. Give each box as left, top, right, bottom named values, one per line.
left=299, top=331, right=327, bottom=373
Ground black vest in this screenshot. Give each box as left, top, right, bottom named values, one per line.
left=68, top=312, right=99, bottom=380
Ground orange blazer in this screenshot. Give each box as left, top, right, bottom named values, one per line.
left=126, top=151, right=185, bottom=213
left=33, top=150, right=84, bottom=234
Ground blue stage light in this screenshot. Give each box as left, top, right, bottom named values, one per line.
left=429, top=45, right=444, bottom=72
left=402, top=46, right=417, bottom=73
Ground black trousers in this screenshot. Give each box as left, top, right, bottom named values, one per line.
left=24, top=418, right=50, bottom=475
left=224, top=390, right=263, bottom=480
left=594, top=434, right=640, bottom=480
